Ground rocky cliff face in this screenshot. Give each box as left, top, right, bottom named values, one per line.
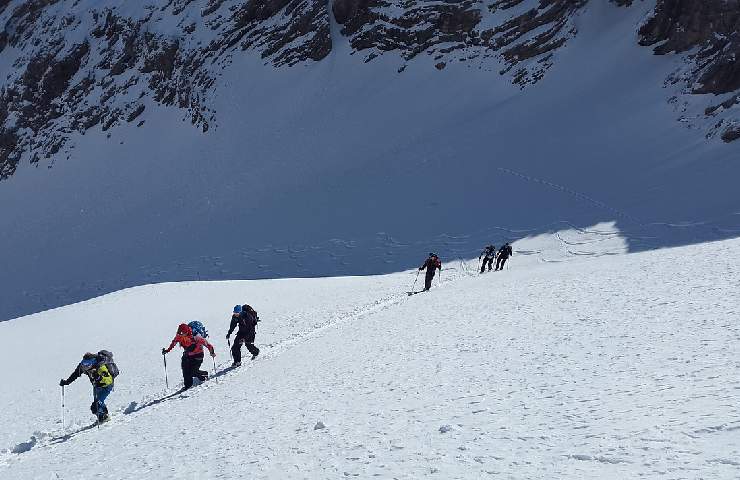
left=0, top=0, right=738, bottom=180
left=0, top=0, right=331, bottom=179
left=331, top=0, right=589, bottom=84
left=638, top=0, right=740, bottom=142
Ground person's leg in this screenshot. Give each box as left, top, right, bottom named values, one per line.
left=193, top=356, right=207, bottom=380
left=480, top=260, right=485, bottom=274
left=486, top=257, right=493, bottom=271
left=500, top=257, right=507, bottom=270
left=181, top=355, right=194, bottom=389
left=232, top=335, right=244, bottom=363
left=94, top=386, right=112, bottom=419
left=424, top=273, right=433, bottom=290
left=246, top=343, right=259, bottom=358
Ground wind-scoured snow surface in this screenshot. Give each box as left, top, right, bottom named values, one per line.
left=1, top=236, right=738, bottom=478
left=0, top=1, right=739, bottom=320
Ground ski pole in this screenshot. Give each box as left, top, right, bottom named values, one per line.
left=95, top=390, right=100, bottom=429
left=162, top=352, right=169, bottom=390
left=411, top=269, right=420, bottom=292
left=212, top=355, right=218, bottom=383
left=227, top=337, right=232, bottom=360
left=61, top=385, right=65, bottom=431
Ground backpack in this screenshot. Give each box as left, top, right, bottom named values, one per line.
left=242, top=305, right=259, bottom=322
left=188, top=321, right=208, bottom=338
left=97, top=350, right=120, bottom=378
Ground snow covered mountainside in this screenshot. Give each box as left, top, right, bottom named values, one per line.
left=1, top=236, right=738, bottom=478
left=1, top=0, right=737, bottom=172
left=0, top=0, right=739, bottom=320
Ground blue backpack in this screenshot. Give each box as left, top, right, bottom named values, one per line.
left=188, top=321, right=208, bottom=338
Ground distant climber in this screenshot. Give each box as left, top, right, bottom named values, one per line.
left=162, top=323, right=215, bottom=390
left=479, top=245, right=496, bottom=273
left=227, top=304, right=260, bottom=367
left=495, top=242, right=513, bottom=271
left=59, top=350, right=119, bottom=423
left=419, top=253, right=442, bottom=291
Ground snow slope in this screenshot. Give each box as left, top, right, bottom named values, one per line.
left=0, top=1, right=739, bottom=320
left=1, top=235, right=738, bottom=479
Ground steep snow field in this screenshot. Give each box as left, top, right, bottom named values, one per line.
left=1, top=1, right=739, bottom=320
left=1, top=234, right=738, bottom=479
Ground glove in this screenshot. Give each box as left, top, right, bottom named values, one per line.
left=59, top=379, right=67, bottom=387
left=210, top=351, right=216, bottom=358
left=161, top=348, right=167, bottom=355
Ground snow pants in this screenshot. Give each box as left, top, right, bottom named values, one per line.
left=480, top=256, right=494, bottom=273
left=91, top=385, right=113, bottom=420
left=181, top=354, right=207, bottom=389
left=424, top=271, right=436, bottom=291
left=496, top=256, right=508, bottom=270
left=232, top=333, right=259, bottom=363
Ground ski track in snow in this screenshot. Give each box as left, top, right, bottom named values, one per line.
left=0, top=234, right=739, bottom=478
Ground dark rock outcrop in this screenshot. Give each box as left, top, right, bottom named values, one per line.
left=638, top=0, right=740, bottom=141
left=639, top=0, right=740, bottom=95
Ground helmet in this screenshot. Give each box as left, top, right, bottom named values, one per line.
left=177, top=323, right=192, bottom=335
left=80, top=352, right=97, bottom=368
left=233, top=305, right=242, bottom=314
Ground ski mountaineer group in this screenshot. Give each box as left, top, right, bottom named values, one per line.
left=478, top=242, right=513, bottom=273
left=60, top=246, right=514, bottom=424
left=60, top=305, right=261, bottom=424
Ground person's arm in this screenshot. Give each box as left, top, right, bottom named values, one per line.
left=162, top=336, right=179, bottom=354
left=226, top=315, right=237, bottom=337
left=60, top=364, right=82, bottom=386
left=200, top=337, right=216, bottom=356
left=419, top=260, right=427, bottom=271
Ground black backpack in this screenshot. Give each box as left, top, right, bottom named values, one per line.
left=97, top=350, right=120, bottom=378
left=242, top=305, right=259, bottom=323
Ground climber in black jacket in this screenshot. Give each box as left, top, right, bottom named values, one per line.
left=227, top=304, right=260, bottom=366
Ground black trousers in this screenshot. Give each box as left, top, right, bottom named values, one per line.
left=496, top=256, right=508, bottom=270
left=424, top=271, right=436, bottom=290
left=181, top=354, right=207, bottom=389
left=480, top=256, right=494, bottom=273
left=232, top=333, right=259, bottom=363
